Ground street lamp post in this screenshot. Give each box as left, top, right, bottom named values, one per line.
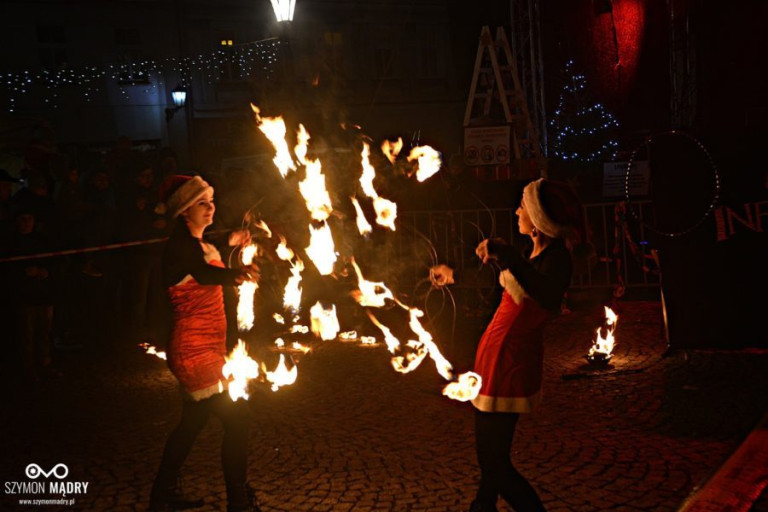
left=165, top=84, right=187, bottom=123
left=270, top=0, right=296, bottom=22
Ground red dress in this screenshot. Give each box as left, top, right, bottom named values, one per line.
left=166, top=253, right=228, bottom=401
left=472, top=285, right=551, bottom=413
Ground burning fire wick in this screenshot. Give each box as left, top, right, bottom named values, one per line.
left=586, top=306, right=618, bottom=366
left=139, top=342, right=166, bottom=360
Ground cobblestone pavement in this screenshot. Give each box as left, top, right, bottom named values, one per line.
left=2, top=301, right=768, bottom=512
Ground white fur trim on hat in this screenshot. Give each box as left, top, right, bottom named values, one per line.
left=522, top=178, right=571, bottom=239
left=167, top=176, right=213, bottom=218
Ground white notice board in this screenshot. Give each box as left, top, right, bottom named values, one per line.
left=603, top=161, right=650, bottom=197
left=464, top=126, right=510, bottom=166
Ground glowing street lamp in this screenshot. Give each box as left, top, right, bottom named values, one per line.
left=270, top=0, right=296, bottom=22
left=165, top=85, right=188, bottom=122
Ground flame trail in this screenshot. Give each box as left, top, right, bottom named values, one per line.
left=252, top=105, right=296, bottom=178
left=299, top=158, right=333, bottom=222
left=350, top=257, right=394, bottom=308
left=350, top=196, right=373, bottom=236
left=442, top=372, right=482, bottom=402
left=360, top=142, right=397, bottom=230
left=366, top=311, right=401, bottom=354
left=237, top=244, right=259, bottom=331
left=254, top=220, right=272, bottom=238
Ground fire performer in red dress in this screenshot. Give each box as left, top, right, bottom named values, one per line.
left=149, top=175, right=260, bottom=512
left=470, top=179, right=583, bottom=512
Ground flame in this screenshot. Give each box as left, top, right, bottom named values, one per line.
left=381, top=137, right=403, bottom=164
left=265, top=354, right=298, bottom=392
left=372, top=196, right=397, bottom=231
left=237, top=244, right=259, bottom=331
left=366, top=311, right=401, bottom=354
left=588, top=306, right=618, bottom=359
left=139, top=342, right=167, bottom=360
left=252, top=105, right=296, bottom=178
left=273, top=313, right=285, bottom=324
left=359, top=142, right=378, bottom=199
left=275, top=338, right=285, bottom=348
left=350, top=196, right=373, bottom=236
left=407, top=145, right=442, bottom=182
left=291, top=341, right=311, bottom=354
left=442, top=371, right=482, bottom=402
left=310, top=301, right=340, bottom=340
left=391, top=340, right=428, bottom=374
left=222, top=340, right=261, bottom=401
left=283, top=258, right=304, bottom=312
left=254, top=220, right=272, bottom=238
left=299, top=158, right=333, bottom=221
left=406, top=307, right=453, bottom=380
left=290, top=325, right=309, bottom=334
left=339, top=330, right=358, bottom=341
left=276, top=235, right=294, bottom=261
left=360, top=336, right=377, bottom=345
left=294, top=123, right=310, bottom=165
left=306, top=223, right=337, bottom=275
left=360, top=142, right=397, bottom=230
left=350, top=257, right=394, bottom=308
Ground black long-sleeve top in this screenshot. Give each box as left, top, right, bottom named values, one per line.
left=491, top=238, right=572, bottom=311
left=162, top=222, right=240, bottom=288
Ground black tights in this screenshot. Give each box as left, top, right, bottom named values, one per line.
left=153, top=393, right=250, bottom=505
left=475, top=410, right=545, bottom=512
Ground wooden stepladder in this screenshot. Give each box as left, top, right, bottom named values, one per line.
left=463, top=26, right=545, bottom=178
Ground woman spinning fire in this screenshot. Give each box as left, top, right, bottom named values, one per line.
left=470, top=178, right=583, bottom=512
left=148, top=175, right=260, bottom=512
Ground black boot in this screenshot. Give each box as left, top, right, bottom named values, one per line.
left=469, top=499, right=499, bottom=512
left=149, top=477, right=204, bottom=511
left=226, top=484, right=261, bottom=512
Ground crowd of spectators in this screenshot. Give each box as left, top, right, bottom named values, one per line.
left=0, top=134, right=184, bottom=382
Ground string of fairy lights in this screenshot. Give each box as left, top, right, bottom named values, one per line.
left=549, top=60, right=620, bottom=162
left=1, top=39, right=281, bottom=113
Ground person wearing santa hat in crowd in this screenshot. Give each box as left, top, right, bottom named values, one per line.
left=149, top=175, right=260, bottom=512
left=470, top=178, right=584, bottom=512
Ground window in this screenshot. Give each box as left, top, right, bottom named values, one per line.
left=217, top=34, right=241, bottom=81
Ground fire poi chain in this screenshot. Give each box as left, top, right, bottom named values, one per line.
left=141, top=106, right=481, bottom=403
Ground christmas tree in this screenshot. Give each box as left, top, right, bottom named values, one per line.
left=549, top=60, right=619, bottom=162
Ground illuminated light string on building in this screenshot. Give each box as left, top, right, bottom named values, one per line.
left=1, top=39, right=281, bottom=112
left=549, top=60, right=620, bottom=162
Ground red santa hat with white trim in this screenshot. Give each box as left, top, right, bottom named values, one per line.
left=155, top=175, right=213, bottom=218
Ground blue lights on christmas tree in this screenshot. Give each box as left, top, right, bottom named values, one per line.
left=549, top=60, right=619, bottom=162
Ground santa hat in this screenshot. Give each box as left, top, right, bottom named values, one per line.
left=522, top=178, right=583, bottom=241
left=155, top=175, right=213, bottom=218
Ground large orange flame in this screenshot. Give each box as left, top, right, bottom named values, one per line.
left=252, top=105, right=296, bottom=178
left=306, top=223, right=337, bottom=275
left=222, top=340, right=260, bottom=401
